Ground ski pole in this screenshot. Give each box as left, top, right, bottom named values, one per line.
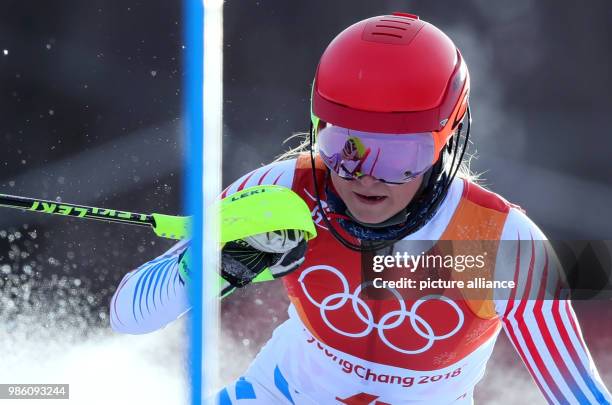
left=0, top=193, right=190, bottom=240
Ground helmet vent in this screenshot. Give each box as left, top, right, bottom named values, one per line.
left=375, top=24, right=407, bottom=31
left=379, top=19, right=411, bottom=25
left=363, top=16, right=425, bottom=45
left=371, top=32, right=403, bottom=39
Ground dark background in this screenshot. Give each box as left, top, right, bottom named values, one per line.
left=1, top=0, right=610, bottom=402
left=0, top=1, right=182, bottom=328
left=223, top=0, right=612, bottom=241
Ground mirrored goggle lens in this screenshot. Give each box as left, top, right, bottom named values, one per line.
left=317, top=125, right=435, bottom=184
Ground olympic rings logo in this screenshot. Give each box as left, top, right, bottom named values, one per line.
left=298, top=265, right=465, bottom=355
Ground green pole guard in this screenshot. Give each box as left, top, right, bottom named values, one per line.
left=151, top=213, right=191, bottom=240
left=217, top=184, right=316, bottom=292
left=179, top=185, right=317, bottom=295
left=219, top=184, right=317, bottom=244
left=152, top=185, right=316, bottom=243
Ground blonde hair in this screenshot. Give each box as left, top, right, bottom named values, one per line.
left=274, top=131, right=481, bottom=183
left=274, top=131, right=311, bottom=162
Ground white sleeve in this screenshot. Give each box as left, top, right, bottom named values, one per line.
left=109, top=239, right=191, bottom=334
left=493, top=208, right=611, bottom=404
left=219, top=158, right=296, bottom=199
left=109, top=159, right=298, bottom=334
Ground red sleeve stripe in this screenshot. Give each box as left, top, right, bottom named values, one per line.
left=532, top=248, right=593, bottom=403
left=236, top=171, right=256, bottom=191
left=257, top=166, right=274, bottom=185
left=503, top=236, right=611, bottom=404
left=221, top=165, right=289, bottom=199
left=548, top=300, right=606, bottom=403
left=503, top=320, right=555, bottom=403
left=513, top=237, right=568, bottom=403
left=273, top=172, right=284, bottom=185
left=502, top=235, right=556, bottom=403
left=560, top=301, right=610, bottom=404
left=220, top=186, right=229, bottom=199
left=220, top=169, right=262, bottom=199
left=564, top=301, right=587, bottom=353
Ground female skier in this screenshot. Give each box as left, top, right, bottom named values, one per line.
left=110, top=13, right=611, bottom=404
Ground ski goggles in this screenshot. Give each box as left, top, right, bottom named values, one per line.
left=316, top=124, right=436, bottom=185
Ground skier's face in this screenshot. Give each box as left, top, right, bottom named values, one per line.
left=330, top=171, right=424, bottom=224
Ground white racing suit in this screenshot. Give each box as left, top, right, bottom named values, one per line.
left=111, top=155, right=611, bottom=404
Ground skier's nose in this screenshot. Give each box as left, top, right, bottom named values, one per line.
left=356, top=175, right=379, bottom=187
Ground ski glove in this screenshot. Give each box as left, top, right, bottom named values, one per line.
left=221, top=229, right=307, bottom=288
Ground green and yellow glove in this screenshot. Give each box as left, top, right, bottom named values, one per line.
left=221, top=229, right=307, bottom=286
left=180, top=184, right=317, bottom=298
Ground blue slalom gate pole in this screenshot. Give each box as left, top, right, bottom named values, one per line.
left=184, top=0, right=204, bottom=402
left=185, top=0, right=223, bottom=403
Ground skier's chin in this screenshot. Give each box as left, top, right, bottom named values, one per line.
left=330, top=171, right=424, bottom=225
left=345, top=200, right=396, bottom=225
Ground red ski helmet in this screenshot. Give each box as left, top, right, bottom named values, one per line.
left=311, top=12, right=470, bottom=164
